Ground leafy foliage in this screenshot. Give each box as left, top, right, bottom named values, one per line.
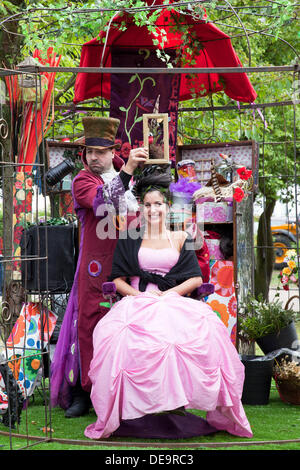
left=0, top=1, right=20, bottom=15
left=2, top=2, right=298, bottom=153
left=0, top=1, right=299, bottom=298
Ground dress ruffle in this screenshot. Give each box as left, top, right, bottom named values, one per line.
left=84, top=291, right=252, bottom=439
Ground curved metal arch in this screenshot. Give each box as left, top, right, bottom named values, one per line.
left=216, top=21, right=300, bottom=61
left=222, top=0, right=252, bottom=66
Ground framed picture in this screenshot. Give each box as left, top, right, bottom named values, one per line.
left=142, top=113, right=170, bottom=164
left=45, top=141, right=82, bottom=194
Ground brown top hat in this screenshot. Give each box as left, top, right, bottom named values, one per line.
left=82, top=116, right=121, bottom=150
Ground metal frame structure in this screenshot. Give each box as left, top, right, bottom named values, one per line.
left=0, top=0, right=299, bottom=450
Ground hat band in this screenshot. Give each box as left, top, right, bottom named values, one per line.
left=85, top=137, right=115, bottom=147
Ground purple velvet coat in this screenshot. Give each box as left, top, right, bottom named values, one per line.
left=50, top=155, right=126, bottom=409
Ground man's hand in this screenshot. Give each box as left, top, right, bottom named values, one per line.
left=123, top=147, right=148, bottom=175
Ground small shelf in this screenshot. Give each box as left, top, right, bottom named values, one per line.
left=204, top=222, right=233, bottom=225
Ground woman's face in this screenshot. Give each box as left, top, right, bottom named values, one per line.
left=142, top=190, right=168, bottom=228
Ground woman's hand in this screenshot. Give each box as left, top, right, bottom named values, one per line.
left=160, top=289, right=178, bottom=296
left=148, top=290, right=163, bottom=296
left=162, top=276, right=203, bottom=297
left=113, top=277, right=141, bottom=297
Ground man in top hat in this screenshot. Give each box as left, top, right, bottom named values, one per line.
left=50, top=116, right=148, bottom=417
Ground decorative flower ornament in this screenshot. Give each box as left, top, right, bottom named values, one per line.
left=193, top=162, right=253, bottom=203
left=170, top=177, right=202, bottom=197
left=233, top=186, right=245, bottom=202
left=232, top=167, right=253, bottom=203
left=237, top=166, right=252, bottom=180
left=278, top=249, right=299, bottom=290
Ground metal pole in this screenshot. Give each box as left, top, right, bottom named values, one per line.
left=5, top=64, right=300, bottom=75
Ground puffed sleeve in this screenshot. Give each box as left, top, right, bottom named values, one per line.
left=73, top=171, right=130, bottom=217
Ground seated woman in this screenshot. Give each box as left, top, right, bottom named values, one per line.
left=84, top=170, right=252, bottom=440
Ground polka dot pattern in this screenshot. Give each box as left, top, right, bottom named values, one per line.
left=1, top=302, right=57, bottom=402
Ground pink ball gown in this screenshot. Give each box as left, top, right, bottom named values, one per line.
left=84, top=237, right=252, bottom=440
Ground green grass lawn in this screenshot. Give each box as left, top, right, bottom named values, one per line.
left=0, top=381, right=299, bottom=451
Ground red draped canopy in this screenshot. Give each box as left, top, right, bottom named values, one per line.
left=74, top=4, right=257, bottom=104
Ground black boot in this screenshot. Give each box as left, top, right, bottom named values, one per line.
left=65, top=381, right=91, bottom=418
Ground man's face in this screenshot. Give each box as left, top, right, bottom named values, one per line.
left=85, top=147, right=114, bottom=175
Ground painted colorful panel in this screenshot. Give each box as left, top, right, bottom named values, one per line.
left=207, top=260, right=237, bottom=345
left=197, top=201, right=233, bottom=223
left=0, top=302, right=57, bottom=410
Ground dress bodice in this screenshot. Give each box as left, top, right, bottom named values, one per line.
left=130, top=233, right=180, bottom=291
left=138, top=246, right=180, bottom=275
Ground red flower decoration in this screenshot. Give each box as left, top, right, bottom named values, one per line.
left=13, top=226, right=24, bottom=243
left=15, top=181, right=23, bottom=190
left=237, top=167, right=252, bottom=180
left=120, top=142, right=132, bottom=159
left=14, top=205, right=23, bottom=217
left=228, top=296, right=237, bottom=317
left=230, top=324, right=237, bottom=344
left=233, top=187, right=245, bottom=202
left=210, top=260, right=234, bottom=297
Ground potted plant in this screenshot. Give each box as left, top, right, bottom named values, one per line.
left=238, top=294, right=299, bottom=405
left=273, top=356, right=300, bottom=405
left=239, top=294, right=299, bottom=354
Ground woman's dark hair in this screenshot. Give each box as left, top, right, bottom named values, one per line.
left=133, top=164, right=172, bottom=203
left=141, top=186, right=171, bottom=204
left=219, top=236, right=233, bottom=260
